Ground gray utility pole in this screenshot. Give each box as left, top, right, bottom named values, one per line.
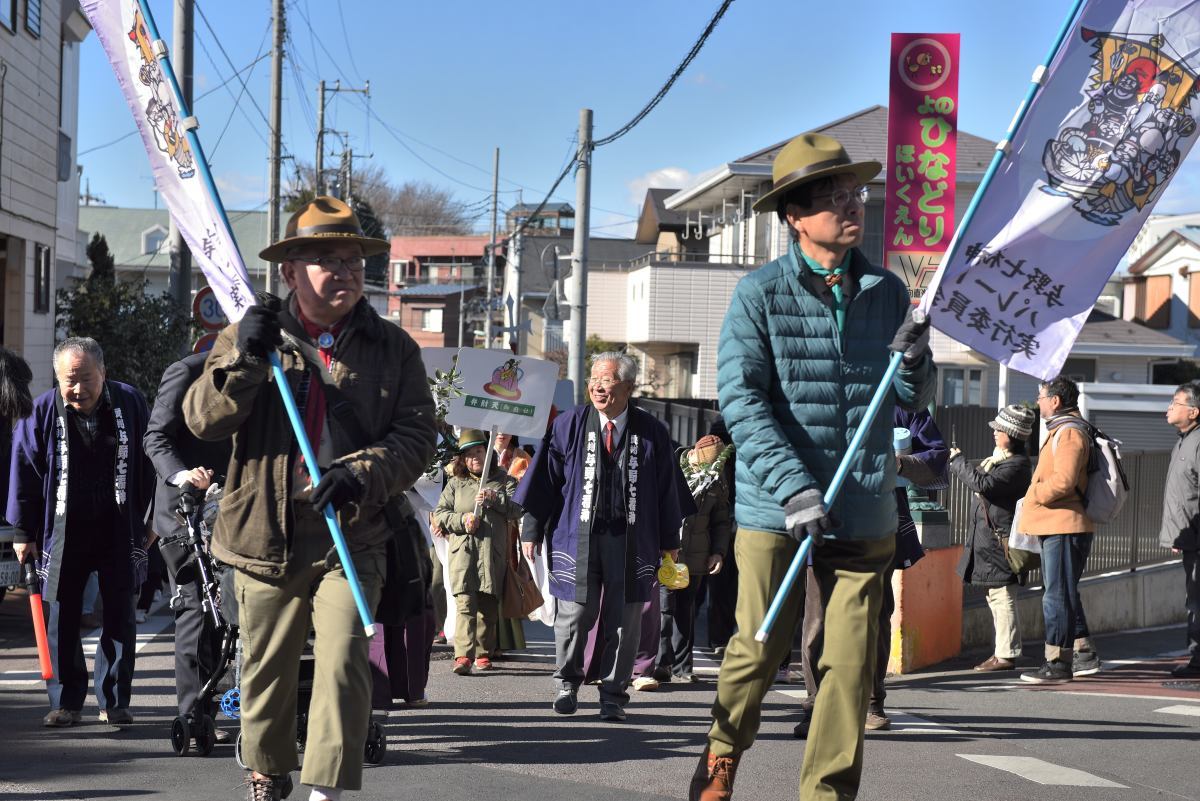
left=315, top=80, right=326, bottom=195
left=266, top=0, right=284, bottom=295
left=314, top=80, right=369, bottom=196
left=483, top=147, right=499, bottom=349
left=568, top=109, right=592, bottom=404
left=510, top=233, right=524, bottom=353
left=167, top=0, right=193, bottom=317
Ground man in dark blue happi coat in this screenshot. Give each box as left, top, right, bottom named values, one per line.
left=8, top=337, right=154, bottom=728
left=516, top=351, right=693, bottom=722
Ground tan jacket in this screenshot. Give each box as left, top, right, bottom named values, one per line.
left=184, top=297, right=437, bottom=577
left=433, top=468, right=521, bottom=596
left=1019, top=412, right=1095, bottom=536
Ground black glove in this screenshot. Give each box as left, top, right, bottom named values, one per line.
left=236, top=302, right=283, bottom=359
left=784, top=489, right=837, bottom=545
left=310, top=464, right=363, bottom=512
left=889, top=307, right=930, bottom=364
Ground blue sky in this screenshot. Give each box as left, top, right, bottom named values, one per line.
left=76, top=0, right=1200, bottom=239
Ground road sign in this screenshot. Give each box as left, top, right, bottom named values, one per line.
left=192, top=286, right=228, bottom=331
left=193, top=333, right=219, bottom=354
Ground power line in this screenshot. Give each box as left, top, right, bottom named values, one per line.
left=77, top=52, right=271, bottom=157
left=594, top=0, right=735, bottom=147
left=209, top=20, right=273, bottom=156
left=334, top=0, right=364, bottom=83
left=194, top=3, right=274, bottom=129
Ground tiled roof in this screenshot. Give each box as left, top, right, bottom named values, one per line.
left=1077, top=309, right=1192, bottom=348
left=390, top=235, right=492, bottom=260
left=515, top=233, right=650, bottom=295
left=396, top=283, right=482, bottom=298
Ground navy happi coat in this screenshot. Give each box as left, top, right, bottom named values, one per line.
left=515, top=403, right=693, bottom=604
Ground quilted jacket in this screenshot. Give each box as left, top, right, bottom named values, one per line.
left=716, top=246, right=934, bottom=540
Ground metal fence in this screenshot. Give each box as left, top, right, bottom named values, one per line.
left=935, top=405, right=1175, bottom=589
left=638, top=398, right=721, bottom=450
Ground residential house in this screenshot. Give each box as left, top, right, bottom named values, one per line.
left=1122, top=224, right=1200, bottom=367
left=389, top=234, right=495, bottom=347
left=393, top=282, right=483, bottom=349
left=0, top=0, right=91, bottom=391
left=78, top=205, right=271, bottom=296
left=505, top=202, right=574, bottom=236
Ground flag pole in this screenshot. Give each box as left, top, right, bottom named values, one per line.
left=134, top=0, right=377, bottom=636
left=755, top=0, right=1089, bottom=642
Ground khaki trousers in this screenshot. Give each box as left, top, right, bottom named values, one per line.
left=236, top=524, right=385, bottom=791
left=707, top=528, right=893, bottom=801
left=454, top=591, right=499, bottom=659
left=986, top=584, right=1022, bottom=659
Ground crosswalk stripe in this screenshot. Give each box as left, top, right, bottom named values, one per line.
left=958, top=755, right=1127, bottom=787
left=0, top=613, right=174, bottom=688
left=1154, top=704, right=1200, bottom=718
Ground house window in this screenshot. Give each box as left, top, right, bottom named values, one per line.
left=941, top=367, right=982, bottom=405
left=24, top=0, right=38, bottom=36
left=392, top=260, right=407, bottom=286
left=0, top=0, right=14, bottom=31
left=142, top=226, right=168, bottom=255
left=1132, top=274, right=1172, bottom=328
left=33, top=244, right=50, bottom=314
left=1060, top=357, right=1096, bottom=383
left=419, top=308, right=443, bottom=333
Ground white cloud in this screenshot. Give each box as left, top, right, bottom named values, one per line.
left=625, top=166, right=694, bottom=210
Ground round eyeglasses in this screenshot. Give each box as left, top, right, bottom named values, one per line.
left=811, top=185, right=870, bottom=208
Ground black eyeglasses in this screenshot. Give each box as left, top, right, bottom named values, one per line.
left=296, top=255, right=365, bottom=274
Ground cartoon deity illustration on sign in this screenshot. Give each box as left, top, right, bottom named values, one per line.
left=128, top=6, right=196, bottom=180
left=483, top=358, right=524, bottom=401
left=1042, top=29, right=1198, bottom=226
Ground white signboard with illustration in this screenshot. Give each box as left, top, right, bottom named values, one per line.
left=445, top=349, right=559, bottom=439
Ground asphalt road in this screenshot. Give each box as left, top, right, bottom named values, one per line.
left=0, top=586, right=1197, bottom=801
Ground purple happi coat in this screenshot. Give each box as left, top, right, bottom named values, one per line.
left=515, top=403, right=693, bottom=605
left=7, top=382, right=154, bottom=602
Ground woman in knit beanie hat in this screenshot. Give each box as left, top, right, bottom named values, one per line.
left=948, top=403, right=1036, bottom=672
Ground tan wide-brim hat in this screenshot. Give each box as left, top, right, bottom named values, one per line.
left=259, top=195, right=391, bottom=262
left=752, top=132, right=882, bottom=214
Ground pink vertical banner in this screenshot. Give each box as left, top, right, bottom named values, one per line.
left=884, top=33, right=960, bottom=303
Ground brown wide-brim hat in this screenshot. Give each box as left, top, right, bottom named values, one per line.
left=259, top=195, right=391, bottom=262
left=752, top=132, right=882, bottom=214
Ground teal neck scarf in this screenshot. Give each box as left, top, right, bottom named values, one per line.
left=796, top=243, right=851, bottom=331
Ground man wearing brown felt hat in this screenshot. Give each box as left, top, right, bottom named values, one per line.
left=690, top=132, right=935, bottom=801
left=185, top=195, right=436, bottom=801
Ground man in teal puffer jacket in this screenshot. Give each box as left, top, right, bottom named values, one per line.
left=690, top=132, right=934, bottom=801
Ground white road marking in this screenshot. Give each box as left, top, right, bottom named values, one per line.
left=958, top=754, right=1126, bottom=787
left=1154, top=704, right=1200, bottom=718
left=0, top=613, right=174, bottom=688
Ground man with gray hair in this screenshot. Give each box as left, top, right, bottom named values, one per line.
left=8, top=337, right=154, bottom=727
left=515, top=352, right=692, bottom=721
left=1161, top=380, right=1200, bottom=678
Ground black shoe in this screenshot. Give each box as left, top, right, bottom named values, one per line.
left=599, top=701, right=627, bottom=721
left=792, top=708, right=811, bottom=739
left=650, top=667, right=672, bottom=683
left=1020, top=660, right=1073, bottom=684
left=1171, top=661, right=1200, bottom=678
left=1072, top=650, right=1101, bottom=677
left=244, top=773, right=292, bottom=801
left=552, top=689, right=578, bottom=715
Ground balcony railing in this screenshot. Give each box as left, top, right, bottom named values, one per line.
left=628, top=250, right=767, bottom=270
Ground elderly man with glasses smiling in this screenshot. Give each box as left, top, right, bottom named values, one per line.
left=515, top=352, right=692, bottom=723
left=184, top=196, right=436, bottom=801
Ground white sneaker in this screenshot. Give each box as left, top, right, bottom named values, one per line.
left=135, top=610, right=147, bottom=624
left=631, top=676, right=659, bottom=691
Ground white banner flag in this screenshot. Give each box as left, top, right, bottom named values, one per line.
left=920, top=0, right=1200, bottom=380
left=445, top=349, right=559, bottom=439
left=80, top=0, right=255, bottom=321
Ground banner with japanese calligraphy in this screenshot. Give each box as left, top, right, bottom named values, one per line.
left=80, top=0, right=255, bottom=321
left=884, top=33, right=960, bottom=303
left=920, top=0, right=1200, bottom=380
left=445, top=349, right=559, bottom=439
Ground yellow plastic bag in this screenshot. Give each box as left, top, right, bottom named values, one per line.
left=657, top=553, right=690, bottom=590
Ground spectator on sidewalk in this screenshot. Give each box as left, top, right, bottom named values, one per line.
left=1160, top=381, right=1200, bottom=678
left=950, top=405, right=1035, bottom=672
left=494, top=431, right=531, bottom=656
left=703, top=418, right=738, bottom=659
left=433, top=429, right=522, bottom=675
left=9, top=338, right=154, bottom=728
left=1019, top=376, right=1100, bottom=685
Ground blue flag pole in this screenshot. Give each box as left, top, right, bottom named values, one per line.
left=135, top=0, right=377, bottom=636
left=755, top=0, right=1089, bottom=642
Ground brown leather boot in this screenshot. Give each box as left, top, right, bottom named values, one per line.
left=688, top=747, right=739, bottom=801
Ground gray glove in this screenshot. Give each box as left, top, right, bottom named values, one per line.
left=784, top=489, right=837, bottom=545
left=889, top=308, right=930, bottom=364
